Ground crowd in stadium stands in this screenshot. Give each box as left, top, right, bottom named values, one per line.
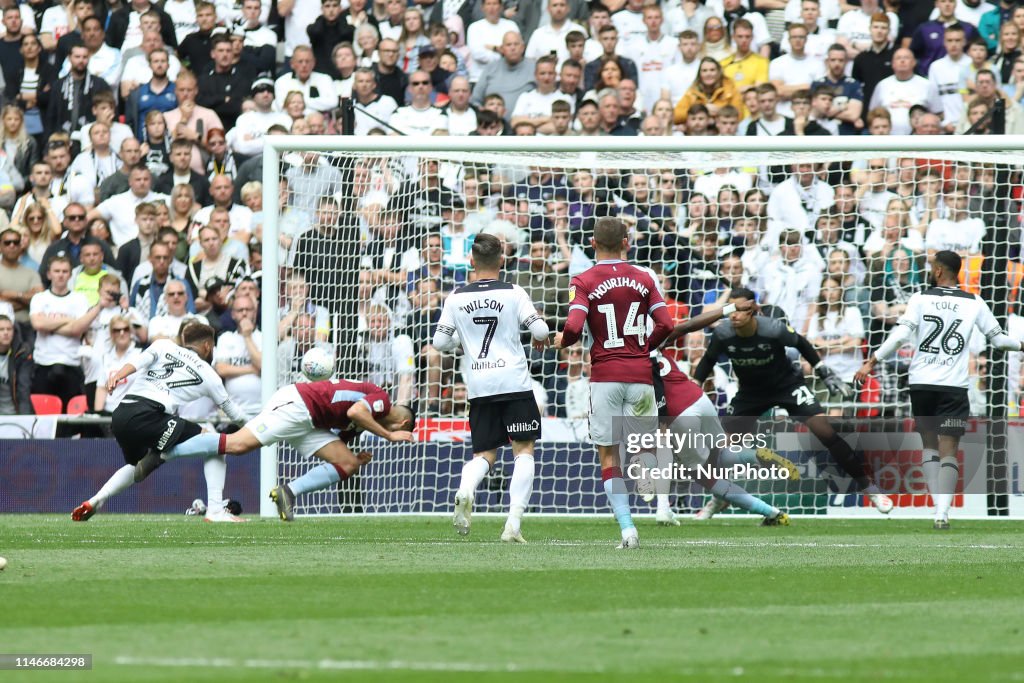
left=2, top=0, right=1024, bottom=425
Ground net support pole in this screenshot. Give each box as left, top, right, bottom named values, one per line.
left=259, top=142, right=282, bottom=518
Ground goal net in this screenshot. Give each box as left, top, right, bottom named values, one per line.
left=259, top=136, right=1024, bottom=519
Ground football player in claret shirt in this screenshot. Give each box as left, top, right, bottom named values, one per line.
left=555, top=217, right=674, bottom=549
left=693, top=287, right=895, bottom=514
left=654, top=351, right=792, bottom=525
left=857, top=251, right=1024, bottom=529
left=135, top=378, right=416, bottom=521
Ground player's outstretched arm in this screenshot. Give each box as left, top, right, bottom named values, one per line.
left=105, top=363, right=138, bottom=393
left=660, top=301, right=749, bottom=347
left=855, top=324, right=912, bottom=384
left=647, top=304, right=675, bottom=349
left=558, top=306, right=587, bottom=348
left=347, top=401, right=414, bottom=443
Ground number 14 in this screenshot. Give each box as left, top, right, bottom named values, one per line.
left=597, top=302, right=646, bottom=349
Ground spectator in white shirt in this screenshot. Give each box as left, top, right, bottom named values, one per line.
left=467, top=0, right=519, bottom=82
left=869, top=48, right=943, bottom=135
left=351, top=67, right=399, bottom=136
left=86, top=166, right=170, bottom=247
left=769, top=24, right=827, bottom=117
left=443, top=75, right=478, bottom=135
left=228, top=78, right=291, bottom=157
left=213, top=293, right=262, bottom=414
left=766, top=162, right=835, bottom=244
left=927, top=23, right=970, bottom=133
left=511, top=55, right=571, bottom=131
left=780, top=0, right=838, bottom=62
left=754, top=229, right=824, bottom=334
left=525, top=0, right=586, bottom=64
left=925, top=189, right=986, bottom=258
left=390, top=70, right=449, bottom=135
left=274, top=45, right=339, bottom=114
left=621, top=4, right=678, bottom=110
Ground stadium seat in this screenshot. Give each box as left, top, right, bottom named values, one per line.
left=856, top=375, right=882, bottom=419
left=30, top=394, right=63, bottom=415
left=66, top=395, right=89, bottom=416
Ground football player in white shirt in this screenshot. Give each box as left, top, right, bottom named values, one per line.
left=72, top=322, right=251, bottom=523
left=857, top=251, right=1024, bottom=529
left=432, top=233, right=550, bottom=543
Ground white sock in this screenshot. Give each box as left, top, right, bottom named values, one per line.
left=89, top=464, right=136, bottom=508
left=457, top=456, right=490, bottom=499
left=506, top=454, right=534, bottom=534
left=656, top=494, right=672, bottom=515
left=922, top=449, right=941, bottom=516
left=935, top=455, right=959, bottom=520
left=204, top=454, right=227, bottom=515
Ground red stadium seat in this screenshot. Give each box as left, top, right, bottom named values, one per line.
left=856, top=375, right=882, bottom=418
left=31, top=394, right=63, bottom=415
left=66, top=395, right=89, bottom=416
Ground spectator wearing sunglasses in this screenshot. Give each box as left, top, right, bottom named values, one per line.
left=38, top=202, right=116, bottom=286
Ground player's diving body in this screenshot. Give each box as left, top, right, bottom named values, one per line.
left=692, top=288, right=895, bottom=514
left=856, top=251, right=1023, bottom=529
left=431, top=233, right=550, bottom=543
left=554, top=217, right=683, bottom=548
left=133, top=378, right=416, bottom=521
left=652, top=351, right=793, bottom=525
left=72, top=322, right=252, bottom=522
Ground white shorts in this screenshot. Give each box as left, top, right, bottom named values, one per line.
left=246, top=385, right=340, bottom=458
left=668, top=394, right=725, bottom=467
left=588, top=381, right=657, bottom=447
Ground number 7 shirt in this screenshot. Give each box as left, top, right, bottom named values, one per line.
left=561, top=259, right=673, bottom=384
left=433, top=278, right=550, bottom=401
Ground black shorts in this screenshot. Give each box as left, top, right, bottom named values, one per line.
left=468, top=391, right=542, bottom=453
left=111, top=396, right=203, bottom=465
left=651, top=356, right=668, bottom=419
left=910, top=388, right=970, bottom=437
left=723, top=383, right=824, bottom=434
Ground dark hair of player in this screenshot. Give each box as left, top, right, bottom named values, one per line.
left=729, top=287, right=757, bottom=302
left=471, top=233, right=503, bottom=269
left=180, top=321, right=216, bottom=347
left=933, top=250, right=962, bottom=275
left=593, top=216, right=626, bottom=251
left=393, top=403, right=417, bottom=428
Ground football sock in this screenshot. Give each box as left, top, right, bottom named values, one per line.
left=506, top=454, right=534, bottom=534
left=602, top=466, right=636, bottom=538
left=162, top=433, right=221, bottom=460
left=89, top=464, right=136, bottom=508
left=716, top=448, right=758, bottom=467
left=204, top=455, right=227, bottom=514
left=289, top=462, right=342, bottom=496
left=922, top=448, right=941, bottom=514
left=822, top=432, right=871, bottom=492
left=656, top=494, right=672, bottom=515
left=707, top=479, right=776, bottom=517
left=457, top=456, right=490, bottom=499
left=935, top=455, right=959, bottom=520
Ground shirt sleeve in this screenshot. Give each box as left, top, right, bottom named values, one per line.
left=432, top=297, right=459, bottom=352
left=361, top=388, right=392, bottom=417
left=896, top=292, right=922, bottom=333
left=975, top=298, right=1022, bottom=351
left=517, top=286, right=549, bottom=341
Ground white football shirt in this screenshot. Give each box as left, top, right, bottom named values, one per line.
left=897, top=287, right=1011, bottom=389
left=126, top=338, right=243, bottom=419
left=435, top=279, right=548, bottom=400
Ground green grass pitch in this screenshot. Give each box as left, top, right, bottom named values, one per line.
left=2, top=515, right=1023, bottom=683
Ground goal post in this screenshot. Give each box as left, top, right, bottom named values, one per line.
left=259, top=135, right=1024, bottom=519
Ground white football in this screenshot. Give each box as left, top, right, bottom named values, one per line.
left=301, top=347, right=335, bottom=382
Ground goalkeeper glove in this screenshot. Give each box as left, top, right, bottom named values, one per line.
left=816, top=363, right=853, bottom=399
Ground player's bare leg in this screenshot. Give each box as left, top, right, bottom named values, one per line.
left=921, top=431, right=959, bottom=529
left=271, top=441, right=370, bottom=522
left=693, top=449, right=788, bottom=524
left=599, top=444, right=639, bottom=549
left=501, top=440, right=535, bottom=543
left=453, top=450, right=496, bottom=536
left=804, top=415, right=893, bottom=514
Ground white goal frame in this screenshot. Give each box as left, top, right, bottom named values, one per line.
left=258, top=135, right=1024, bottom=518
